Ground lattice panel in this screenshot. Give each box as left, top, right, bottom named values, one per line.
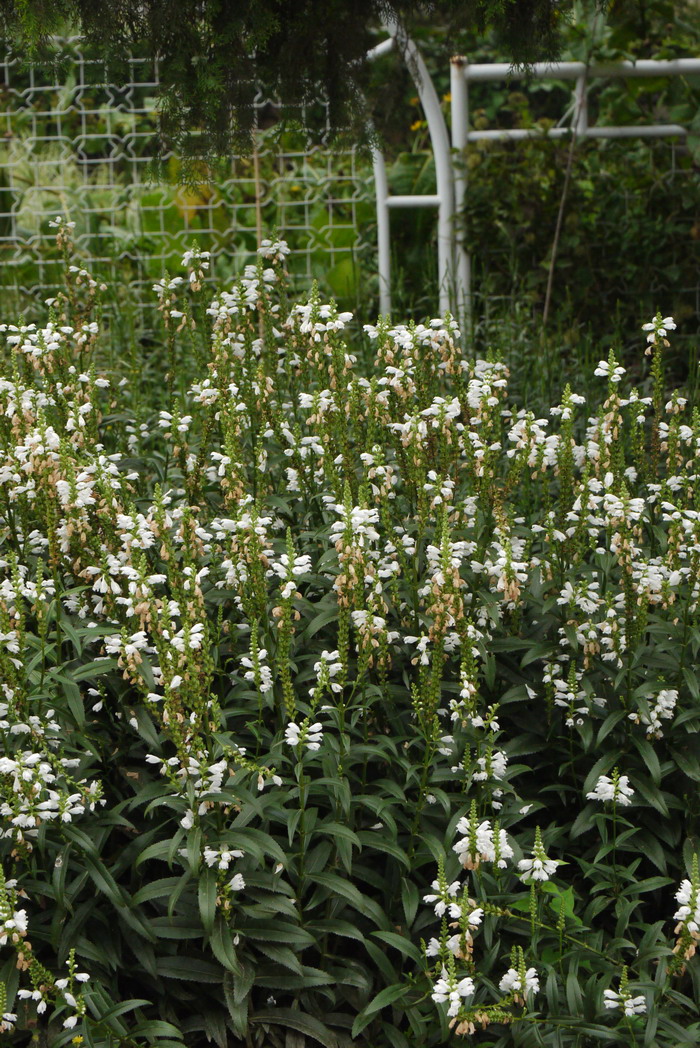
left=0, top=40, right=377, bottom=326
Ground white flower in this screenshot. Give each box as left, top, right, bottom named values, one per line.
left=203, top=845, right=244, bottom=870
left=631, top=688, right=677, bottom=738
left=518, top=855, right=559, bottom=882
left=423, top=878, right=461, bottom=918
left=642, top=315, right=676, bottom=342
left=285, top=723, right=301, bottom=747
left=284, top=720, right=323, bottom=752
left=586, top=771, right=634, bottom=806
left=453, top=815, right=513, bottom=869
left=473, top=749, right=508, bottom=781
left=517, top=828, right=559, bottom=883
left=603, top=989, right=646, bottom=1016
left=593, top=359, right=626, bottom=383
left=499, top=967, right=539, bottom=996
left=674, top=876, right=700, bottom=933
left=431, top=970, right=475, bottom=1018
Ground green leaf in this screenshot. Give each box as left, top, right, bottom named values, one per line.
left=223, top=970, right=249, bottom=1039
left=371, top=930, right=422, bottom=963
left=351, top=984, right=409, bottom=1039
left=128, top=1019, right=186, bottom=1043
left=401, top=877, right=419, bottom=928
left=72, top=657, right=117, bottom=682
left=318, top=819, right=361, bottom=849
left=255, top=942, right=304, bottom=973
left=53, top=672, right=85, bottom=725
left=82, top=852, right=129, bottom=908
left=132, top=877, right=184, bottom=906
left=308, top=870, right=367, bottom=914
left=305, top=918, right=366, bottom=943
left=631, top=735, right=662, bottom=784
left=89, top=998, right=152, bottom=1028
left=198, top=866, right=217, bottom=936
left=596, top=709, right=629, bottom=746
left=156, top=956, right=223, bottom=982
left=356, top=831, right=409, bottom=870
left=251, top=1008, right=339, bottom=1048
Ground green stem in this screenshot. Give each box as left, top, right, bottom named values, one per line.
left=295, top=753, right=307, bottom=928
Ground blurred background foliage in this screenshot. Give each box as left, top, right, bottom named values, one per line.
left=369, top=0, right=700, bottom=391
left=0, top=1, right=697, bottom=401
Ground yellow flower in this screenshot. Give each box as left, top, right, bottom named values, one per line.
left=410, top=119, right=426, bottom=132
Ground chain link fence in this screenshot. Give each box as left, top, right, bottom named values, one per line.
left=0, top=39, right=378, bottom=331
left=1, top=39, right=697, bottom=354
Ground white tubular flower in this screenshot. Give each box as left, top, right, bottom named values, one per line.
left=603, top=968, right=646, bottom=1016
left=423, top=878, right=461, bottom=918
left=674, top=874, right=700, bottom=935
left=499, top=966, right=539, bottom=996
left=453, top=805, right=514, bottom=869
left=17, top=989, right=47, bottom=1015
left=518, top=855, right=559, bottom=882
left=431, top=968, right=475, bottom=1018
left=632, top=688, right=677, bottom=738
left=258, top=238, right=290, bottom=263
left=517, top=827, right=559, bottom=884
left=593, top=358, right=626, bottom=383
left=284, top=723, right=301, bottom=747
left=203, top=845, right=244, bottom=870
left=311, top=649, right=343, bottom=695
left=473, top=749, right=508, bottom=782
left=642, top=315, right=676, bottom=342
left=284, top=720, right=323, bottom=752
left=586, top=768, right=634, bottom=806
left=603, top=989, right=647, bottom=1016
left=0, top=1012, right=17, bottom=1033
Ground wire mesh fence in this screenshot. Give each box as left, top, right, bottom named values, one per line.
left=0, top=39, right=378, bottom=332
left=0, top=38, right=697, bottom=349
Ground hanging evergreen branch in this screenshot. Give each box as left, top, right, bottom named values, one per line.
left=0, top=0, right=568, bottom=172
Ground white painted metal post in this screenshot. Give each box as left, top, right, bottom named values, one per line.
left=366, top=35, right=395, bottom=315
left=373, top=147, right=392, bottom=316
left=574, top=72, right=588, bottom=135
left=450, top=56, right=470, bottom=331
left=385, top=17, right=455, bottom=315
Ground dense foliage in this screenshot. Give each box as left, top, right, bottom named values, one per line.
left=0, top=224, right=699, bottom=1046
left=378, top=0, right=700, bottom=345
left=459, top=0, right=700, bottom=345
left=1, top=0, right=563, bottom=167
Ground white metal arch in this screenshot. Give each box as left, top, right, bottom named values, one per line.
left=367, top=23, right=455, bottom=317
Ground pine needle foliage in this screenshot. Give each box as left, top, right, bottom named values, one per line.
left=0, top=0, right=566, bottom=171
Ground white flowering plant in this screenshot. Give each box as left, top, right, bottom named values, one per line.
left=0, top=221, right=698, bottom=1046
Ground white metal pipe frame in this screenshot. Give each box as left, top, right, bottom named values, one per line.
left=451, top=55, right=700, bottom=328
left=367, top=36, right=700, bottom=323
left=369, top=22, right=456, bottom=317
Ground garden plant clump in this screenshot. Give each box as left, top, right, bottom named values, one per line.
left=0, top=220, right=699, bottom=1047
